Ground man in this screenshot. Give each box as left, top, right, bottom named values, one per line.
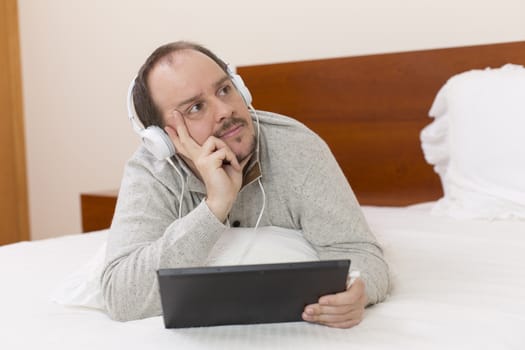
left=102, top=41, right=390, bottom=328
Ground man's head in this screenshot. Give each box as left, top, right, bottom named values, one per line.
left=132, top=41, right=256, bottom=162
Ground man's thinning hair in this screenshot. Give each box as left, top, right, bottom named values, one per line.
left=132, top=41, right=228, bottom=128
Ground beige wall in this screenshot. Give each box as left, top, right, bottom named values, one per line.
left=17, top=0, right=525, bottom=240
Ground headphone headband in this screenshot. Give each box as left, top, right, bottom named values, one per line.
left=127, top=78, right=145, bottom=134
left=226, top=65, right=252, bottom=105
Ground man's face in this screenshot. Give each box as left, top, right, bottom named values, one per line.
left=147, top=49, right=256, bottom=162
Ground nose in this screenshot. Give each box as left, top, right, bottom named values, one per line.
left=212, top=97, right=233, bottom=123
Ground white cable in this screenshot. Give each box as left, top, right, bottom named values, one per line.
left=166, top=157, right=185, bottom=219
left=236, top=181, right=264, bottom=263
left=254, top=178, right=266, bottom=229
left=251, top=104, right=261, bottom=160
left=234, top=106, right=267, bottom=264
left=249, top=105, right=266, bottom=231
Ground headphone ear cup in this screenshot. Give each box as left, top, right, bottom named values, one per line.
left=228, top=69, right=252, bottom=106
left=139, top=126, right=176, bottom=160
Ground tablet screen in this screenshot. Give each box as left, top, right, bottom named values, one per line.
left=157, top=259, right=350, bottom=328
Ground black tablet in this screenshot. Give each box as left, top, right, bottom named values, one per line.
left=157, top=259, right=350, bottom=328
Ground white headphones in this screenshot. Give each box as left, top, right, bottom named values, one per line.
left=127, top=62, right=263, bottom=228
left=127, top=65, right=252, bottom=160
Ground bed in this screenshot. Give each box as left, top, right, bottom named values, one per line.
left=2, top=41, right=525, bottom=349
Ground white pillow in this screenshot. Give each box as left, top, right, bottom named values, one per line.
left=421, top=64, right=525, bottom=220
left=51, top=227, right=319, bottom=310
left=51, top=242, right=107, bottom=310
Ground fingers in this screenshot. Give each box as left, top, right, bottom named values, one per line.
left=163, top=111, right=247, bottom=222
left=302, top=304, right=364, bottom=328
left=199, top=137, right=241, bottom=171
left=302, top=303, right=364, bottom=326
left=165, top=111, right=201, bottom=158
left=302, top=278, right=367, bottom=329
left=164, top=111, right=241, bottom=171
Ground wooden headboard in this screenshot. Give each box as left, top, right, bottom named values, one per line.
left=238, top=41, right=525, bottom=206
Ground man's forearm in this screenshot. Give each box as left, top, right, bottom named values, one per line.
left=102, top=202, right=226, bottom=321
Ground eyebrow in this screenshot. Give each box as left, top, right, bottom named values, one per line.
left=175, top=74, right=230, bottom=110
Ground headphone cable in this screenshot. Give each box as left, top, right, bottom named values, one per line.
left=166, top=156, right=185, bottom=220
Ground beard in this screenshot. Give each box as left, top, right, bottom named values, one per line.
left=214, top=116, right=257, bottom=163
left=236, top=133, right=256, bottom=163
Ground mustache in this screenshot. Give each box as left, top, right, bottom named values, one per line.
left=214, top=117, right=246, bottom=138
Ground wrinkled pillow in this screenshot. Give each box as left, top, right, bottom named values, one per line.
left=51, top=242, right=107, bottom=310
left=51, top=226, right=319, bottom=310
left=421, top=64, right=525, bottom=220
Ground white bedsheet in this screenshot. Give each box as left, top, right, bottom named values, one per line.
left=1, top=203, right=524, bottom=349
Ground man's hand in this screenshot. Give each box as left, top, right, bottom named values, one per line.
left=164, top=111, right=248, bottom=222
left=302, top=277, right=367, bottom=329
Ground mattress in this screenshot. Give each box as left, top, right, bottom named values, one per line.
left=1, top=203, right=524, bottom=349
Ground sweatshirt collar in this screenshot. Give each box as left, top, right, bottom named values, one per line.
left=183, top=158, right=262, bottom=195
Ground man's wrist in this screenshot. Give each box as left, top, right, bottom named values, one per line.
left=205, top=197, right=230, bottom=223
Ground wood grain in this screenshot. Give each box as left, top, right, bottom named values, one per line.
left=0, top=0, right=30, bottom=245
left=238, top=41, right=525, bottom=205
left=81, top=190, right=118, bottom=232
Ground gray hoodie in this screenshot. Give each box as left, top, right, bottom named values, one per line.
left=102, top=110, right=390, bottom=321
